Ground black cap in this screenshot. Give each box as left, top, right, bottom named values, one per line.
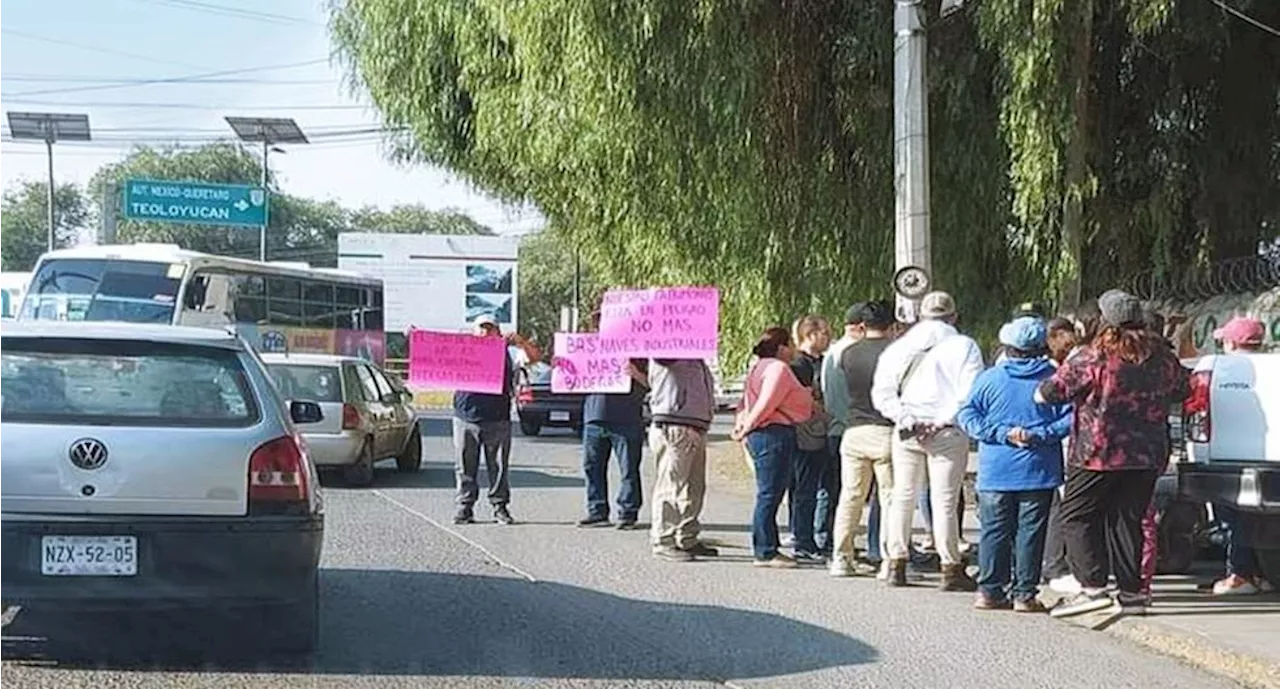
left=860, top=300, right=894, bottom=328
left=845, top=302, right=868, bottom=325
left=1011, top=301, right=1047, bottom=319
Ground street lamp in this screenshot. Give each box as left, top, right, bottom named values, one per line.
left=224, top=116, right=308, bottom=261
left=6, top=111, right=91, bottom=252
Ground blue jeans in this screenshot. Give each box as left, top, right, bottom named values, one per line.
left=747, top=425, right=797, bottom=560
left=789, top=449, right=825, bottom=554
left=1218, top=505, right=1260, bottom=578
left=814, top=436, right=841, bottom=552
left=978, top=490, right=1054, bottom=602
left=582, top=422, right=644, bottom=521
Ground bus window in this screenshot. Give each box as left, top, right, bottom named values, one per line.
left=22, top=259, right=179, bottom=324
left=303, top=282, right=336, bottom=327
left=266, top=276, right=303, bottom=327
left=363, top=287, right=384, bottom=331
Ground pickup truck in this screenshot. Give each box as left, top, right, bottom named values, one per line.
left=1177, top=352, right=1280, bottom=584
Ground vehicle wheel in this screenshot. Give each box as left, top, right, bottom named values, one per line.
left=1257, top=548, right=1280, bottom=588
left=1156, top=499, right=1205, bottom=575
left=519, top=418, right=542, bottom=437
left=342, top=440, right=376, bottom=487
left=396, top=425, right=422, bottom=473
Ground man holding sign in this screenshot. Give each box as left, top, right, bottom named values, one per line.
left=560, top=315, right=652, bottom=530
left=451, top=314, right=540, bottom=525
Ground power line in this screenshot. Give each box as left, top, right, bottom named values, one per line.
left=1, top=58, right=329, bottom=98
left=0, top=28, right=207, bottom=70
left=127, top=0, right=316, bottom=25
left=1207, top=0, right=1280, bottom=37
left=0, top=100, right=368, bottom=111
left=1, top=75, right=333, bottom=85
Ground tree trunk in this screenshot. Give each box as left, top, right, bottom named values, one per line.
left=1059, top=0, right=1092, bottom=309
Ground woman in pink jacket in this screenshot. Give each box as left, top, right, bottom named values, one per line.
left=732, top=327, right=814, bottom=568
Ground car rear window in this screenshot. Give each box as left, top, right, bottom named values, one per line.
left=266, top=364, right=343, bottom=403
left=0, top=337, right=259, bottom=428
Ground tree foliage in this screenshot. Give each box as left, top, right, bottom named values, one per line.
left=330, top=0, right=1280, bottom=367
left=1, top=181, right=90, bottom=272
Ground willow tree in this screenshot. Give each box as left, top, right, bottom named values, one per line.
left=331, top=0, right=1012, bottom=363
left=330, top=0, right=1278, bottom=364
left=978, top=0, right=1280, bottom=306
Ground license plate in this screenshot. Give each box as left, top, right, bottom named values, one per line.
left=41, top=536, right=138, bottom=576
left=550, top=411, right=570, bottom=422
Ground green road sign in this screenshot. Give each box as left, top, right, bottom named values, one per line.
left=123, top=179, right=268, bottom=228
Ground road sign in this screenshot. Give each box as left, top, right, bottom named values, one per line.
left=123, top=179, right=268, bottom=228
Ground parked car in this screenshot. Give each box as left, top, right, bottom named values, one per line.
left=0, top=321, right=324, bottom=657
left=1177, top=351, right=1280, bottom=584
left=260, top=353, right=421, bottom=486
left=516, top=362, right=585, bottom=436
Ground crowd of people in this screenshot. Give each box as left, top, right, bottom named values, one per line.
left=446, top=292, right=1274, bottom=618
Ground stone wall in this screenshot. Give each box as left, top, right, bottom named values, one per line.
left=1147, top=287, right=1279, bottom=357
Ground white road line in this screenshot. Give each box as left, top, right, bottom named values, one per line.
left=371, top=489, right=539, bottom=583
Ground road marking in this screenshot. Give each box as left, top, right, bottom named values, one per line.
left=372, top=489, right=539, bottom=583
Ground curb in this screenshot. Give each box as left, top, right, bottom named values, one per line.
left=1105, top=613, right=1280, bottom=689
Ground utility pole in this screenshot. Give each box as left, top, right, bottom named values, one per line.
left=46, top=139, right=56, bottom=252
left=100, top=181, right=119, bottom=245
left=571, top=243, right=582, bottom=332
left=260, top=139, right=270, bottom=262
left=893, top=0, right=932, bottom=323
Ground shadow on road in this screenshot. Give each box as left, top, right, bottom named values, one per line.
left=318, top=462, right=584, bottom=490
left=5, top=570, right=878, bottom=680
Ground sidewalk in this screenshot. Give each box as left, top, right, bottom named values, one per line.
left=704, top=434, right=1280, bottom=689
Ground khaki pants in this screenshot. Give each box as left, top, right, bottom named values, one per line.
left=887, top=427, right=969, bottom=565
left=832, top=425, right=894, bottom=561
left=649, top=424, right=708, bottom=550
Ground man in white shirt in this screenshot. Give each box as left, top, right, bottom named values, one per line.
left=871, top=291, right=984, bottom=590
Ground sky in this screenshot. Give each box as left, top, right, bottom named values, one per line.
left=0, top=0, right=544, bottom=235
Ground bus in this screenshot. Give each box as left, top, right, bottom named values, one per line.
left=18, top=243, right=386, bottom=363
left=0, top=272, right=29, bottom=319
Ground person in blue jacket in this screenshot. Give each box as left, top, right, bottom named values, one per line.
left=957, top=316, right=1072, bottom=612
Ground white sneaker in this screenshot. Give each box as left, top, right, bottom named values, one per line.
left=877, top=560, right=890, bottom=581
left=1212, top=574, right=1260, bottom=596
left=829, top=554, right=855, bottom=578
left=781, top=534, right=796, bottom=549
left=1049, top=575, right=1083, bottom=595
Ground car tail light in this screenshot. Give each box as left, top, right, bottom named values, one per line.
left=249, top=435, right=310, bottom=507
left=517, top=385, right=533, bottom=405
left=1184, top=370, right=1211, bottom=443
left=341, top=403, right=361, bottom=430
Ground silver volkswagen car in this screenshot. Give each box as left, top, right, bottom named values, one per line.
left=259, top=352, right=421, bottom=487
left=0, top=321, right=324, bottom=658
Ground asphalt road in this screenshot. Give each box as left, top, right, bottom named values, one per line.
left=2, top=415, right=1236, bottom=688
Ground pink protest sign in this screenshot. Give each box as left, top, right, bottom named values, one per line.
left=551, top=333, right=633, bottom=394
left=597, top=286, right=719, bottom=359
left=409, top=330, right=507, bottom=393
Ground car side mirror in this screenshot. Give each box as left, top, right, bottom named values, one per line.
left=290, top=400, right=324, bottom=425
left=399, top=390, right=415, bottom=404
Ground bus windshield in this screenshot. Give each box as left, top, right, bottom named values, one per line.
left=20, top=258, right=182, bottom=324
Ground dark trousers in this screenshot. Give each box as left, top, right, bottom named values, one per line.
left=453, top=418, right=512, bottom=508
left=977, top=490, right=1054, bottom=602
left=582, top=422, right=644, bottom=521
left=747, top=425, right=797, bottom=560
left=814, top=436, right=841, bottom=552
left=1217, top=505, right=1261, bottom=579
left=1059, top=466, right=1159, bottom=594
left=1042, top=489, right=1070, bottom=579
left=788, top=448, right=825, bottom=554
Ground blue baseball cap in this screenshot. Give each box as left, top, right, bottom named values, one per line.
left=999, top=316, right=1047, bottom=351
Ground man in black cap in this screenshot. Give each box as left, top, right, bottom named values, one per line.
left=816, top=303, right=868, bottom=553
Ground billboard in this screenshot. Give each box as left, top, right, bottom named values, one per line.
left=337, top=233, right=519, bottom=333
